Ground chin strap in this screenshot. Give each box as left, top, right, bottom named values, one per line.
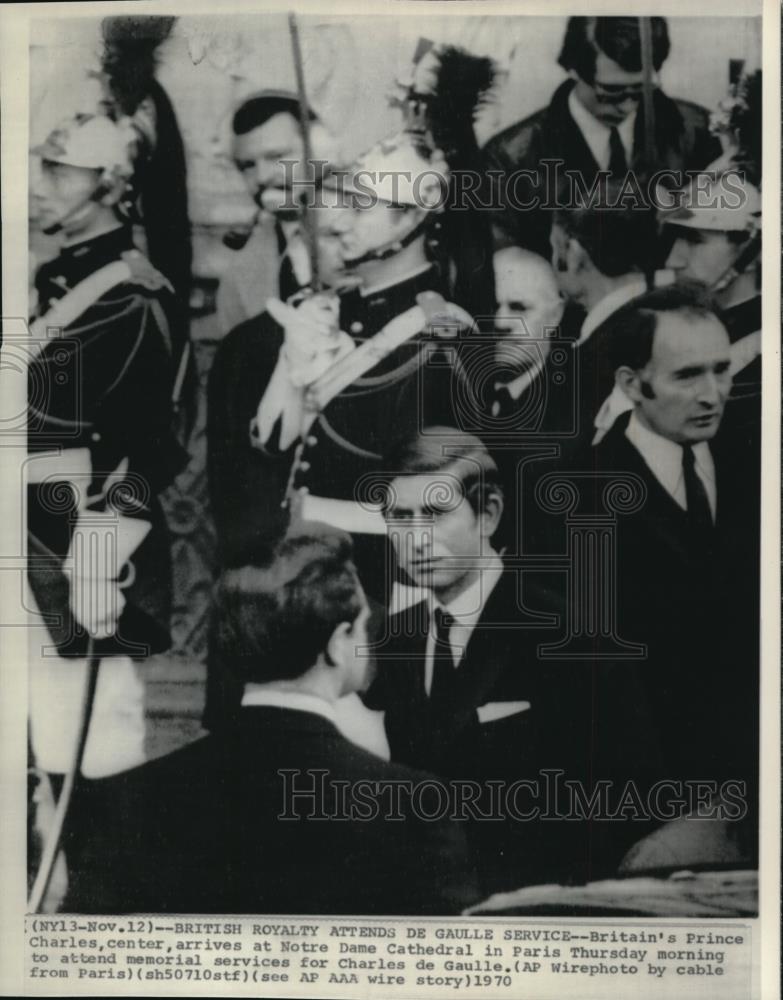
left=342, top=214, right=433, bottom=269
left=710, top=231, right=761, bottom=294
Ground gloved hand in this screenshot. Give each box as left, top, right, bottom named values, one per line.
left=267, top=293, right=354, bottom=387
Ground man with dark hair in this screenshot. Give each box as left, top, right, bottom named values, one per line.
left=363, top=427, right=584, bottom=893
left=483, top=16, right=720, bottom=256
left=216, top=89, right=337, bottom=333
left=582, top=284, right=759, bottom=788
left=63, top=527, right=479, bottom=915
left=547, top=187, right=662, bottom=445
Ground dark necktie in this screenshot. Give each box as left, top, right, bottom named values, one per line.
left=608, top=126, right=628, bottom=178
left=682, top=445, right=714, bottom=534
left=430, top=607, right=457, bottom=703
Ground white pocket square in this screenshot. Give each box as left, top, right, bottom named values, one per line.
left=477, top=701, right=531, bottom=724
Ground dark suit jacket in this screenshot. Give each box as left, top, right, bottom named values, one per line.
left=482, top=80, right=721, bottom=256
left=586, top=412, right=759, bottom=786
left=63, top=705, right=479, bottom=916
left=362, top=567, right=643, bottom=891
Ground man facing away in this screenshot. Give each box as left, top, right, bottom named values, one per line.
left=63, top=527, right=479, bottom=915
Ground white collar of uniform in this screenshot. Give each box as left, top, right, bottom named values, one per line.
left=568, top=88, right=636, bottom=170
left=241, top=685, right=338, bottom=725
left=625, top=410, right=714, bottom=503
left=578, top=275, right=648, bottom=345
left=433, top=551, right=504, bottom=630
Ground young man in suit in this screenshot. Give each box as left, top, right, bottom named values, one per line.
left=63, top=527, right=479, bottom=915
left=364, top=428, right=587, bottom=894
left=483, top=17, right=720, bottom=256
left=589, top=284, right=759, bottom=790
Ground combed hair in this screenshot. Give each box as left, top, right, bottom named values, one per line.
left=382, top=427, right=503, bottom=517
left=558, top=17, right=670, bottom=82
left=553, top=183, right=659, bottom=277
left=212, top=527, right=363, bottom=684
left=607, top=282, right=720, bottom=372
left=232, top=93, right=316, bottom=136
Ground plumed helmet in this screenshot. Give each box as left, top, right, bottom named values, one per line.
left=32, top=113, right=137, bottom=182
left=325, top=130, right=449, bottom=211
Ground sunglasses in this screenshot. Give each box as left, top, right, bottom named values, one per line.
left=591, top=80, right=655, bottom=105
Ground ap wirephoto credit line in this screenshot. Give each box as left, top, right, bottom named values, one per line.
left=0, top=1, right=779, bottom=998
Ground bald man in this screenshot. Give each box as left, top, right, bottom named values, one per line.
left=490, top=247, right=575, bottom=436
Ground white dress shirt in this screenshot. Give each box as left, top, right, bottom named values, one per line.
left=423, top=552, right=504, bottom=696
left=568, top=89, right=636, bottom=171
left=625, top=411, right=717, bottom=519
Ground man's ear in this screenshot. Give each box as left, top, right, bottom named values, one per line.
left=325, top=620, right=351, bottom=669
left=616, top=365, right=644, bottom=404
left=479, top=490, right=504, bottom=540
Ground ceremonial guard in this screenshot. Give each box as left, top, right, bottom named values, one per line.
left=27, top=111, right=187, bottom=909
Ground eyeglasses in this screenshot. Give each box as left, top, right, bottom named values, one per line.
left=591, top=80, right=656, bottom=105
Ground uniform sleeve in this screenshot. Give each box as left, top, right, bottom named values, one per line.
left=206, top=319, right=292, bottom=566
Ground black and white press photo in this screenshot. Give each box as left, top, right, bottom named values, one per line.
left=0, top=1, right=778, bottom=997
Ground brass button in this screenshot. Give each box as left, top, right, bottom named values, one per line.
left=350, top=321, right=364, bottom=334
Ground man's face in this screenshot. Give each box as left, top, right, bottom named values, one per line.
left=494, top=249, right=563, bottom=368
left=632, top=313, right=732, bottom=443
left=332, top=202, right=416, bottom=268
left=573, top=51, right=646, bottom=127
left=233, top=113, right=305, bottom=214
left=385, top=472, right=497, bottom=604
left=665, top=225, right=736, bottom=288
left=31, top=159, right=103, bottom=236
left=311, top=205, right=354, bottom=289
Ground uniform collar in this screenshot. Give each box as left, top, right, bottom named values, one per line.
left=339, top=264, right=443, bottom=338
left=35, top=226, right=134, bottom=305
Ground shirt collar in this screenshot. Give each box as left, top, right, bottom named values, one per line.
left=579, top=275, right=648, bottom=344
left=434, top=551, right=504, bottom=628
left=241, top=685, right=338, bottom=725
left=568, top=89, right=636, bottom=169
left=625, top=410, right=714, bottom=498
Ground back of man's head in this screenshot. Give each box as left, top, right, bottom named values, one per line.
left=554, top=186, right=659, bottom=278
left=558, top=17, right=670, bottom=81
left=212, top=527, right=363, bottom=685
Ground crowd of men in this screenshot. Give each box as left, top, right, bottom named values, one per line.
left=27, top=16, right=762, bottom=914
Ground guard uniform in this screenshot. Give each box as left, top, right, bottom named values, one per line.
left=29, top=225, right=186, bottom=661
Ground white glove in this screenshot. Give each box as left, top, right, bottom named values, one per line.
left=267, top=293, right=354, bottom=387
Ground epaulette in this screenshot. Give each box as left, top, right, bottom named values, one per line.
left=120, top=249, right=173, bottom=293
